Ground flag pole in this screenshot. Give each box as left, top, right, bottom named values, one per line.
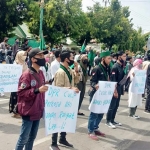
left=40, top=0, right=44, bottom=50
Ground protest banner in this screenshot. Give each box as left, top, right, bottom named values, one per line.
left=0, top=64, right=22, bottom=92
left=89, top=81, right=116, bottom=114
left=45, top=85, right=80, bottom=135
left=131, top=70, right=146, bottom=94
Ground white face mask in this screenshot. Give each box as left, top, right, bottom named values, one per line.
left=112, top=59, right=116, bottom=62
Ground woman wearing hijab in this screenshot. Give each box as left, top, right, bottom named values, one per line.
left=77, top=54, right=88, bottom=115
left=9, top=50, right=28, bottom=118
left=128, top=59, right=143, bottom=119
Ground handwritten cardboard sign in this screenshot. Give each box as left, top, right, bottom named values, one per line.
left=89, top=81, right=116, bottom=114
left=45, top=85, right=80, bottom=135
left=0, top=64, right=22, bottom=92
left=131, top=70, right=146, bottom=94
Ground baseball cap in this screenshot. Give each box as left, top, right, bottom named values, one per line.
left=28, top=48, right=48, bottom=58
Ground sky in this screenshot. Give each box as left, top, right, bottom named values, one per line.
left=82, top=0, right=150, bottom=34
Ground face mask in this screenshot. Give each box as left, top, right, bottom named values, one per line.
left=112, top=59, right=116, bottom=62
left=83, top=59, right=88, bottom=64
left=120, top=58, right=124, bottom=64
left=68, top=59, right=74, bottom=66
left=35, top=58, right=46, bottom=66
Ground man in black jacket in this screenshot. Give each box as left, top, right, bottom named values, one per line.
left=106, top=51, right=126, bottom=128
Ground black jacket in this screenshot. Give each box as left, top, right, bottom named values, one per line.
left=90, top=64, right=110, bottom=88
left=110, top=62, right=125, bottom=95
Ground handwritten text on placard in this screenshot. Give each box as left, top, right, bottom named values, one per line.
left=45, top=85, right=80, bottom=135
left=131, top=70, right=146, bottom=94
left=0, top=64, right=22, bottom=92
left=89, top=81, right=116, bottom=114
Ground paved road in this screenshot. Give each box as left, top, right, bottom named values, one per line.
left=0, top=88, right=150, bottom=150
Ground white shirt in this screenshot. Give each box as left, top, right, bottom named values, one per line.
left=74, top=54, right=80, bottom=62
left=40, top=63, right=52, bottom=82
left=50, top=59, right=60, bottom=78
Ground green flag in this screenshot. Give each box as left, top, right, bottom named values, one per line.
left=80, top=39, right=86, bottom=52
left=39, top=2, right=45, bottom=50
left=40, top=31, right=45, bottom=50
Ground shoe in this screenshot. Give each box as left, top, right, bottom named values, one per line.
left=112, top=121, right=122, bottom=126
left=50, top=145, right=60, bottom=150
left=78, top=112, right=85, bottom=116
left=94, top=129, right=106, bottom=137
left=59, top=140, right=73, bottom=147
left=134, top=115, right=140, bottom=119
left=142, top=98, right=146, bottom=101
left=144, top=110, right=150, bottom=114
left=129, top=115, right=140, bottom=119
left=88, top=132, right=99, bottom=140
left=105, top=122, right=116, bottom=129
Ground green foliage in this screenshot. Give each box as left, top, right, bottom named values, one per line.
left=0, top=0, right=33, bottom=41
left=88, top=0, right=133, bottom=50
left=27, top=0, right=92, bottom=45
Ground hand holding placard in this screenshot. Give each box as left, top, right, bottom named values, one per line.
left=89, top=81, right=116, bottom=114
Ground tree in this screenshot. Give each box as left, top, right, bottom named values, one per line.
left=27, top=0, right=92, bottom=45
left=88, top=0, right=133, bottom=50
left=0, top=0, right=34, bottom=41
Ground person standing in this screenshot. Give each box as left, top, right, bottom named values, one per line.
left=124, top=56, right=133, bottom=92
left=106, top=51, right=126, bottom=128
left=0, top=49, right=6, bottom=64
left=40, top=57, right=52, bottom=84
left=50, top=50, right=61, bottom=80
left=88, top=51, right=118, bottom=140
left=15, top=48, right=48, bottom=150
left=50, top=50, right=79, bottom=150
left=77, top=54, right=88, bottom=115
left=88, top=47, right=95, bottom=76
left=9, top=50, right=28, bottom=118
left=110, top=53, right=117, bottom=69
left=94, top=50, right=100, bottom=66
left=5, top=50, right=13, bottom=64
left=22, top=38, right=28, bottom=50
left=12, top=38, right=20, bottom=59
left=128, top=59, right=143, bottom=119
left=74, top=50, right=81, bottom=62
left=1, top=37, right=9, bottom=50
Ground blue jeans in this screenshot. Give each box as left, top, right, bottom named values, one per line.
left=88, top=112, right=104, bottom=133
left=15, top=119, right=40, bottom=150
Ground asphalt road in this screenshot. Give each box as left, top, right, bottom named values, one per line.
left=0, top=87, right=150, bottom=150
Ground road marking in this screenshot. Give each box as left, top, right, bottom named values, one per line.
left=34, top=136, right=51, bottom=146
left=78, top=122, right=88, bottom=128
left=0, top=99, right=9, bottom=102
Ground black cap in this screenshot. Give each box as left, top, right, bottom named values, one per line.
left=28, top=48, right=48, bottom=58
